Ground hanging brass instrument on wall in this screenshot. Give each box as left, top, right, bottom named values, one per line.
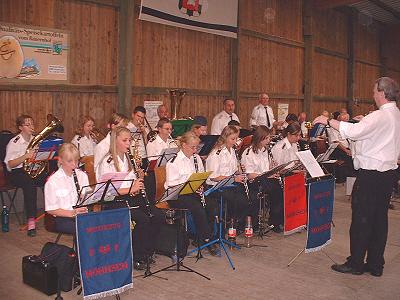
left=23, top=115, right=63, bottom=179
left=167, top=89, right=186, bottom=120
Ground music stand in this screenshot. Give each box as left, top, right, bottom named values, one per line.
left=156, top=148, right=179, bottom=167
left=198, top=135, right=219, bottom=157
left=145, top=172, right=212, bottom=280
left=187, top=174, right=240, bottom=270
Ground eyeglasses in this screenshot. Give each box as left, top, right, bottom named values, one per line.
left=22, top=123, right=34, bottom=127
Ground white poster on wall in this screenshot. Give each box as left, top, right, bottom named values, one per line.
left=139, top=0, right=238, bottom=38
left=144, top=100, right=163, bottom=129
left=277, top=103, right=289, bottom=122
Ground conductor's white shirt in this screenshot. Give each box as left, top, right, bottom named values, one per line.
left=210, top=111, right=240, bottom=135
left=165, top=150, right=204, bottom=189
left=339, top=102, right=400, bottom=172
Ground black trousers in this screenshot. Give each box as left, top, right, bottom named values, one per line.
left=249, top=178, right=284, bottom=227
left=105, top=197, right=164, bottom=262
left=10, top=168, right=45, bottom=219
left=207, top=184, right=249, bottom=228
left=168, top=194, right=212, bottom=241
left=348, top=168, right=396, bottom=272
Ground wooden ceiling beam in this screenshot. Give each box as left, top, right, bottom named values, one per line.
left=369, top=0, right=400, bottom=21
left=313, top=0, right=362, bottom=10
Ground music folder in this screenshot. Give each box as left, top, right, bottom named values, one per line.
left=33, top=138, right=64, bottom=161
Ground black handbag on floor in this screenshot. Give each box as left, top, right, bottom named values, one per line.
left=155, top=223, right=189, bottom=259
left=22, top=242, right=77, bottom=295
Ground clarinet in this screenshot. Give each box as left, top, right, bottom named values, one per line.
left=126, top=149, right=154, bottom=218
left=233, top=146, right=250, bottom=201
left=193, top=155, right=206, bottom=208
left=72, top=169, right=81, bottom=199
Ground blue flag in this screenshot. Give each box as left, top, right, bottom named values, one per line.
left=76, top=208, right=133, bottom=299
left=305, top=178, right=335, bottom=253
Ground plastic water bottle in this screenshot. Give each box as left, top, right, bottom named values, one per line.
left=171, top=246, right=178, bottom=264
left=244, top=216, right=253, bottom=248
left=2, top=205, right=9, bottom=232
left=227, top=218, right=236, bottom=249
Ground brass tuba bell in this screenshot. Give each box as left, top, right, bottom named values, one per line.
left=23, top=115, right=63, bottom=179
left=168, top=89, right=186, bottom=120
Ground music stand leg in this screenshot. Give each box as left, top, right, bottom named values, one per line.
left=187, top=194, right=240, bottom=270
left=144, top=209, right=210, bottom=280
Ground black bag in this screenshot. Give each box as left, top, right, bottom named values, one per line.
left=22, top=242, right=77, bottom=295
left=155, top=223, right=189, bottom=259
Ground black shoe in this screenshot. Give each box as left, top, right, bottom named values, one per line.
left=331, top=262, right=363, bottom=275
left=364, top=264, right=383, bottom=277
left=27, top=229, right=36, bottom=237
left=206, top=243, right=220, bottom=256
left=133, top=260, right=146, bottom=271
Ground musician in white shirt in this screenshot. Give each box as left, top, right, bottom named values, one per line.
left=45, top=143, right=89, bottom=234
left=329, top=77, right=400, bottom=277
left=71, top=115, right=97, bottom=157
left=4, top=115, right=40, bottom=236
left=210, top=98, right=240, bottom=135
left=97, top=127, right=163, bottom=270
left=249, top=93, right=279, bottom=130
left=271, top=122, right=301, bottom=166
left=146, top=118, right=177, bottom=161
left=241, top=126, right=285, bottom=232
left=206, top=125, right=249, bottom=228
left=93, top=112, right=127, bottom=171
left=127, top=106, right=149, bottom=158
left=165, top=132, right=218, bottom=255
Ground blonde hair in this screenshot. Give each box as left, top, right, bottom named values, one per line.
left=109, top=126, right=132, bottom=172
left=213, top=125, right=239, bottom=150
left=108, top=113, right=128, bottom=128
left=176, top=131, right=200, bottom=149
left=58, top=143, right=80, bottom=162
left=75, top=115, right=95, bottom=136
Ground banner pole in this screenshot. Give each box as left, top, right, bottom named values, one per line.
left=287, top=249, right=305, bottom=267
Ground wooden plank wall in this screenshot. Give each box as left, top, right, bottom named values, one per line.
left=1, top=0, right=399, bottom=141
left=0, top=0, right=119, bottom=141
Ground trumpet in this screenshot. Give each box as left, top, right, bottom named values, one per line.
left=89, top=127, right=104, bottom=143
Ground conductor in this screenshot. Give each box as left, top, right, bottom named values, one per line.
left=328, top=77, right=400, bottom=277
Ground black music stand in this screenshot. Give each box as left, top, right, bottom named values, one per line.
left=144, top=175, right=211, bottom=281
left=156, top=148, right=179, bottom=167
left=187, top=174, right=240, bottom=270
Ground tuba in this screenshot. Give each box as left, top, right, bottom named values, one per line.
left=23, top=116, right=63, bottom=179
left=168, top=89, right=186, bottom=120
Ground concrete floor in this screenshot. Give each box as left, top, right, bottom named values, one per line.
left=1, top=184, right=399, bottom=300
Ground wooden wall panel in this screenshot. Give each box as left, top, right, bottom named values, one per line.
left=382, top=25, right=400, bottom=71
left=134, top=20, right=231, bottom=90
left=239, top=36, right=304, bottom=95
left=313, top=53, right=347, bottom=97
left=0, top=91, right=53, bottom=133
left=53, top=93, right=117, bottom=141
left=240, top=0, right=303, bottom=42
left=354, top=62, right=380, bottom=99
left=354, top=18, right=380, bottom=64
left=1, top=0, right=119, bottom=85
left=386, top=70, right=400, bottom=86
left=313, top=8, right=348, bottom=54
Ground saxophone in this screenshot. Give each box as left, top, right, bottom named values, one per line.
left=126, top=148, right=153, bottom=218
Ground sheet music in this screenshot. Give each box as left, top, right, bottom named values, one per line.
left=180, top=171, right=212, bottom=195
left=204, top=174, right=235, bottom=196
left=156, top=147, right=179, bottom=166
left=317, top=143, right=338, bottom=162
left=158, top=183, right=185, bottom=202
left=296, top=150, right=325, bottom=178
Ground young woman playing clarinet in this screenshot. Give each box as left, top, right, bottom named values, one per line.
left=165, top=131, right=219, bottom=255
left=241, top=125, right=285, bottom=233
left=97, top=126, right=163, bottom=271
left=44, top=143, right=89, bottom=234
left=205, top=125, right=250, bottom=231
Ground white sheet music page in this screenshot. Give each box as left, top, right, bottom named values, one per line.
left=296, top=150, right=325, bottom=178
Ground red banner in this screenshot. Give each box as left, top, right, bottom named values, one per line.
left=284, top=173, right=307, bottom=235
